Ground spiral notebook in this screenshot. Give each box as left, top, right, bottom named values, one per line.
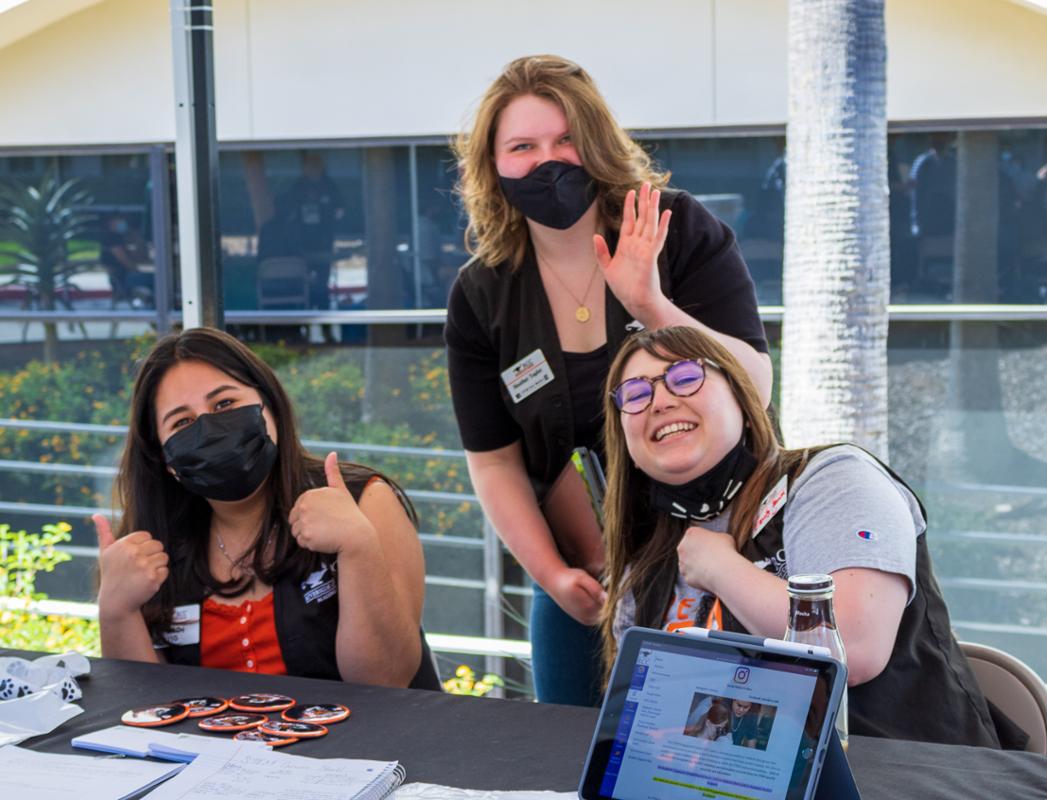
left=139, top=743, right=404, bottom=800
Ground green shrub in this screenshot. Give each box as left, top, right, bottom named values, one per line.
left=1, top=337, right=475, bottom=534
left=0, top=521, right=100, bottom=655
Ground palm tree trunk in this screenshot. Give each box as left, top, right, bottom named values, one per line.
left=781, top=0, right=890, bottom=459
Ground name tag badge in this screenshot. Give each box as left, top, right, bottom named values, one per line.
left=752, top=474, right=788, bottom=539
left=501, top=349, right=555, bottom=404
left=162, top=603, right=201, bottom=647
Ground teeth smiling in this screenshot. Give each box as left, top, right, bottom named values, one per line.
left=654, top=422, right=696, bottom=441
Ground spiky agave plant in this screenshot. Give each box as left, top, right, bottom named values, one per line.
left=0, top=169, right=96, bottom=361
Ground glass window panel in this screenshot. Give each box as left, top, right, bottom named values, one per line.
left=0, top=152, right=162, bottom=350
left=888, top=319, right=1047, bottom=676
left=644, top=135, right=787, bottom=305
left=218, top=147, right=417, bottom=320
left=414, top=145, right=467, bottom=308
left=892, top=129, right=1047, bottom=304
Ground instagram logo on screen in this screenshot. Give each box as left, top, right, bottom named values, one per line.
left=733, top=666, right=751, bottom=685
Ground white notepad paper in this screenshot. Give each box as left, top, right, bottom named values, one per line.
left=0, top=746, right=184, bottom=800
left=144, top=743, right=404, bottom=800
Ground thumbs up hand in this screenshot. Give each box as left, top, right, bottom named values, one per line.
left=289, top=452, right=375, bottom=556
left=93, top=514, right=170, bottom=617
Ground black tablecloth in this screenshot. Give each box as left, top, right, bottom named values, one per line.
left=9, top=650, right=1047, bottom=798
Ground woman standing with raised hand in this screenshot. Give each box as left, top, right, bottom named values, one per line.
left=445, top=55, right=770, bottom=706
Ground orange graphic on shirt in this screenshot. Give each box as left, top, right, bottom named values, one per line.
left=664, top=595, right=723, bottom=632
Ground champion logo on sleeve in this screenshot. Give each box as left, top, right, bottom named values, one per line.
left=856, top=529, right=877, bottom=542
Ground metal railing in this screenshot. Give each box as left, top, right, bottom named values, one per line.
left=3, top=304, right=1047, bottom=326
left=4, top=409, right=1047, bottom=675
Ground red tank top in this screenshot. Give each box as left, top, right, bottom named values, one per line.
left=200, top=591, right=288, bottom=675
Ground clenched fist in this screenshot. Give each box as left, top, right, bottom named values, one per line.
left=94, top=514, right=170, bottom=617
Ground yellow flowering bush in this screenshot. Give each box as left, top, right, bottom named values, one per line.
left=442, top=664, right=505, bottom=697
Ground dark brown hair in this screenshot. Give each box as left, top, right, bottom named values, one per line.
left=600, top=326, right=815, bottom=674
left=453, top=54, right=669, bottom=269
left=113, top=327, right=415, bottom=639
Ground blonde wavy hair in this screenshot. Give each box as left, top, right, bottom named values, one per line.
left=600, top=326, right=817, bottom=676
left=453, top=54, right=669, bottom=269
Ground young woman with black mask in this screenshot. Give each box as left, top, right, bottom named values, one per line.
left=445, top=55, right=770, bottom=706
left=93, top=327, right=440, bottom=689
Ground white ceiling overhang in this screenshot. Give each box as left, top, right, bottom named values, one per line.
left=0, top=0, right=107, bottom=52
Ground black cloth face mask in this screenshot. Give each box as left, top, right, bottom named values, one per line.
left=498, top=160, right=597, bottom=230
left=162, top=404, right=278, bottom=502
left=647, top=435, right=758, bottom=522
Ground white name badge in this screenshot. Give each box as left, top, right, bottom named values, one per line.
left=501, top=349, right=555, bottom=404
left=752, top=474, right=788, bottom=539
left=160, top=603, right=201, bottom=647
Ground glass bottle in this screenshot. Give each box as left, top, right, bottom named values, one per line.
left=784, top=574, right=848, bottom=751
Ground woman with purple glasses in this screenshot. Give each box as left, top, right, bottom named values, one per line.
left=598, top=325, right=1025, bottom=748
left=444, top=55, right=770, bottom=706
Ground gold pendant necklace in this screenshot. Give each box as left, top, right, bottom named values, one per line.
left=537, top=253, right=600, bottom=324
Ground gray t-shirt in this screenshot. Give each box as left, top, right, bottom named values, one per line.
left=613, top=445, right=924, bottom=643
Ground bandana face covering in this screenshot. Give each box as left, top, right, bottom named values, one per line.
left=498, top=160, right=597, bottom=230
left=648, top=436, right=758, bottom=522
left=162, top=404, right=278, bottom=502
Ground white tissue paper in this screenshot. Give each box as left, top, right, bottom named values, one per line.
left=0, top=652, right=90, bottom=746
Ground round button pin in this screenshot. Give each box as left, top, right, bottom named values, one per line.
left=122, top=703, right=190, bottom=728
left=169, top=696, right=229, bottom=718
left=234, top=729, right=298, bottom=747
left=228, top=693, right=295, bottom=712
left=258, top=719, right=328, bottom=739
left=198, top=713, right=268, bottom=732
left=281, top=703, right=351, bottom=725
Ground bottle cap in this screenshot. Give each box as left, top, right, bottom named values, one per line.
left=787, top=574, right=835, bottom=595
left=198, top=712, right=268, bottom=732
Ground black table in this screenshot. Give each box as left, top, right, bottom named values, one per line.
left=10, top=651, right=1047, bottom=798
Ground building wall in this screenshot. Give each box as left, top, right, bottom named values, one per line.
left=0, top=0, right=1045, bottom=148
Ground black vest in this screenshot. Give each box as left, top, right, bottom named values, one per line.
left=158, top=565, right=441, bottom=691
left=455, top=193, right=679, bottom=498
left=648, top=451, right=1027, bottom=749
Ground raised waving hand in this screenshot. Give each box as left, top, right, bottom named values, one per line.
left=593, top=182, right=672, bottom=320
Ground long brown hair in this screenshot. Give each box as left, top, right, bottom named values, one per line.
left=113, top=327, right=416, bottom=639
left=600, top=326, right=814, bottom=673
left=453, top=54, right=669, bottom=269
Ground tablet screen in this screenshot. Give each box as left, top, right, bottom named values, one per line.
left=581, top=632, right=838, bottom=800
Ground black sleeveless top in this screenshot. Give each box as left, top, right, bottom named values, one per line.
left=150, top=472, right=441, bottom=691
left=638, top=449, right=1027, bottom=749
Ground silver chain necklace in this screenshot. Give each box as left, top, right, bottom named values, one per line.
left=214, top=526, right=272, bottom=577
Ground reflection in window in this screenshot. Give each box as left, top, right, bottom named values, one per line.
left=0, top=153, right=157, bottom=352
left=217, top=145, right=470, bottom=342
left=641, top=129, right=1047, bottom=306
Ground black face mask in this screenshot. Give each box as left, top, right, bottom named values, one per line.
left=648, top=436, right=757, bottom=522
left=498, top=160, right=597, bottom=230
left=162, top=404, right=278, bottom=502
